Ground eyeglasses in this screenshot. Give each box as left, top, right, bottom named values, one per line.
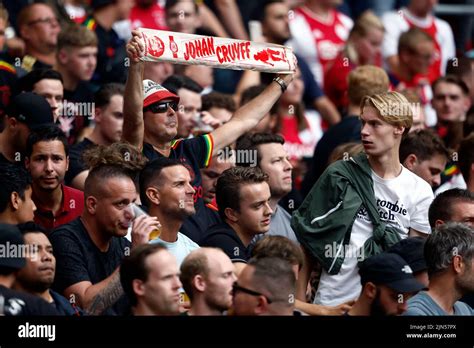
left=144, top=101, right=179, bottom=114
left=27, top=17, right=59, bottom=26
left=232, top=282, right=273, bottom=304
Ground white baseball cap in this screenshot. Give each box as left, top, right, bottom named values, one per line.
left=142, top=79, right=179, bottom=108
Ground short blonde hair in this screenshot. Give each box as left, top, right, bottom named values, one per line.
left=348, top=65, right=389, bottom=105
left=360, top=91, right=413, bottom=134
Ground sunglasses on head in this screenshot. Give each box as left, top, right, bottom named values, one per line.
left=145, top=101, right=179, bottom=113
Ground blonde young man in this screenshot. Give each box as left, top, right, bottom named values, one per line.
left=292, top=91, right=433, bottom=307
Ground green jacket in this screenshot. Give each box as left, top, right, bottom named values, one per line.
left=291, top=153, right=402, bottom=275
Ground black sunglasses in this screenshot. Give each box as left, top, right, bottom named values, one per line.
left=232, top=282, right=272, bottom=304
left=145, top=101, right=179, bottom=114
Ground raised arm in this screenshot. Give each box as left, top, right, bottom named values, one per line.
left=122, top=30, right=145, bottom=149
left=211, top=74, right=294, bottom=156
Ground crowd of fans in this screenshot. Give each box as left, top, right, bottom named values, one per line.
left=0, top=0, right=473, bottom=317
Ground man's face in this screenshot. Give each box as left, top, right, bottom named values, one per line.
left=404, top=41, right=434, bottom=75
left=258, top=143, right=292, bottom=199
left=96, top=94, right=124, bottom=144
left=232, top=265, right=261, bottom=316
left=92, top=176, right=137, bottom=237
left=432, top=82, right=470, bottom=123
left=33, top=79, right=64, bottom=122
left=26, top=140, right=69, bottom=192
left=177, top=88, right=201, bottom=138
left=184, top=65, right=213, bottom=89
left=360, top=106, right=403, bottom=158
left=140, top=250, right=182, bottom=315
left=156, top=165, right=196, bottom=219
left=16, top=232, right=55, bottom=293
left=166, top=1, right=200, bottom=34
left=201, top=158, right=233, bottom=204
left=449, top=201, right=474, bottom=228
left=143, top=100, right=178, bottom=142
left=410, top=107, right=426, bottom=132
left=60, top=46, right=97, bottom=82
left=203, top=250, right=237, bottom=311
left=144, top=62, right=174, bottom=84
left=231, top=182, right=273, bottom=236
left=406, top=153, right=447, bottom=187
left=262, top=3, right=290, bottom=44
left=456, top=256, right=474, bottom=294
left=16, top=186, right=37, bottom=223
left=21, top=4, right=60, bottom=49
left=370, top=284, right=410, bottom=316
left=116, top=0, right=135, bottom=21
left=410, top=0, right=438, bottom=16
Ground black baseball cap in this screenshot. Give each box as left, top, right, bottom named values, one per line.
left=0, top=224, right=26, bottom=270
left=388, top=237, right=427, bottom=273
left=7, top=92, right=54, bottom=129
left=359, top=253, right=425, bottom=293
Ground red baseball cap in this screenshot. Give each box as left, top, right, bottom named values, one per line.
left=142, top=79, right=179, bottom=108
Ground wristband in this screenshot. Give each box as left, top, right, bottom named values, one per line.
left=273, top=76, right=287, bottom=93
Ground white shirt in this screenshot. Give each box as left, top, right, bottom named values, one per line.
left=314, top=166, right=434, bottom=306
left=150, top=232, right=200, bottom=266
left=381, top=8, right=455, bottom=75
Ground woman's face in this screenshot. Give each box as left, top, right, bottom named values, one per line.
left=281, top=68, right=304, bottom=105
left=354, top=29, right=383, bottom=65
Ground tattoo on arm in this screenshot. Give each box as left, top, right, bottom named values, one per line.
left=86, top=274, right=123, bottom=315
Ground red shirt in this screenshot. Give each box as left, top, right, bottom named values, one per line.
left=295, top=7, right=352, bottom=85
left=404, top=15, right=442, bottom=83
left=130, top=3, right=167, bottom=31
left=324, top=52, right=355, bottom=110
left=33, top=185, right=84, bottom=231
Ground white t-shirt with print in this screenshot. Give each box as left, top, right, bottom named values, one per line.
left=314, top=166, right=433, bottom=306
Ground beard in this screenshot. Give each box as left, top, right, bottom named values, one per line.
left=205, top=293, right=231, bottom=313
left=370, top=291, right=391, bottom=317
left=456, top=262, right=474, bottom=295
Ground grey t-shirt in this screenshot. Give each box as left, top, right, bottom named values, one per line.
left=268, top=206, right=299, bottom=243
left=405, top=291, right=473, bottom=316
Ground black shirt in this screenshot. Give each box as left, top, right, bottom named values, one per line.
left=142, top=134, right=214, bottom=205
left=301, top=115, right=361, bottom=198
left=200, top=222, right=250, bottom=263
left=66, top=138, right=96, bottom=185
left=61, top=82, right=95, bottom=145
left=180, top=201, right=222, bottom=244
left=82, top=16, right=128, bottom=86
left=0, top=285, right=59, bottom=315
left=50, top=217, right=131, bottom=315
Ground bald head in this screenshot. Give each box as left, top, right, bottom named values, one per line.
left=180, top=247, right=235, bottom=304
